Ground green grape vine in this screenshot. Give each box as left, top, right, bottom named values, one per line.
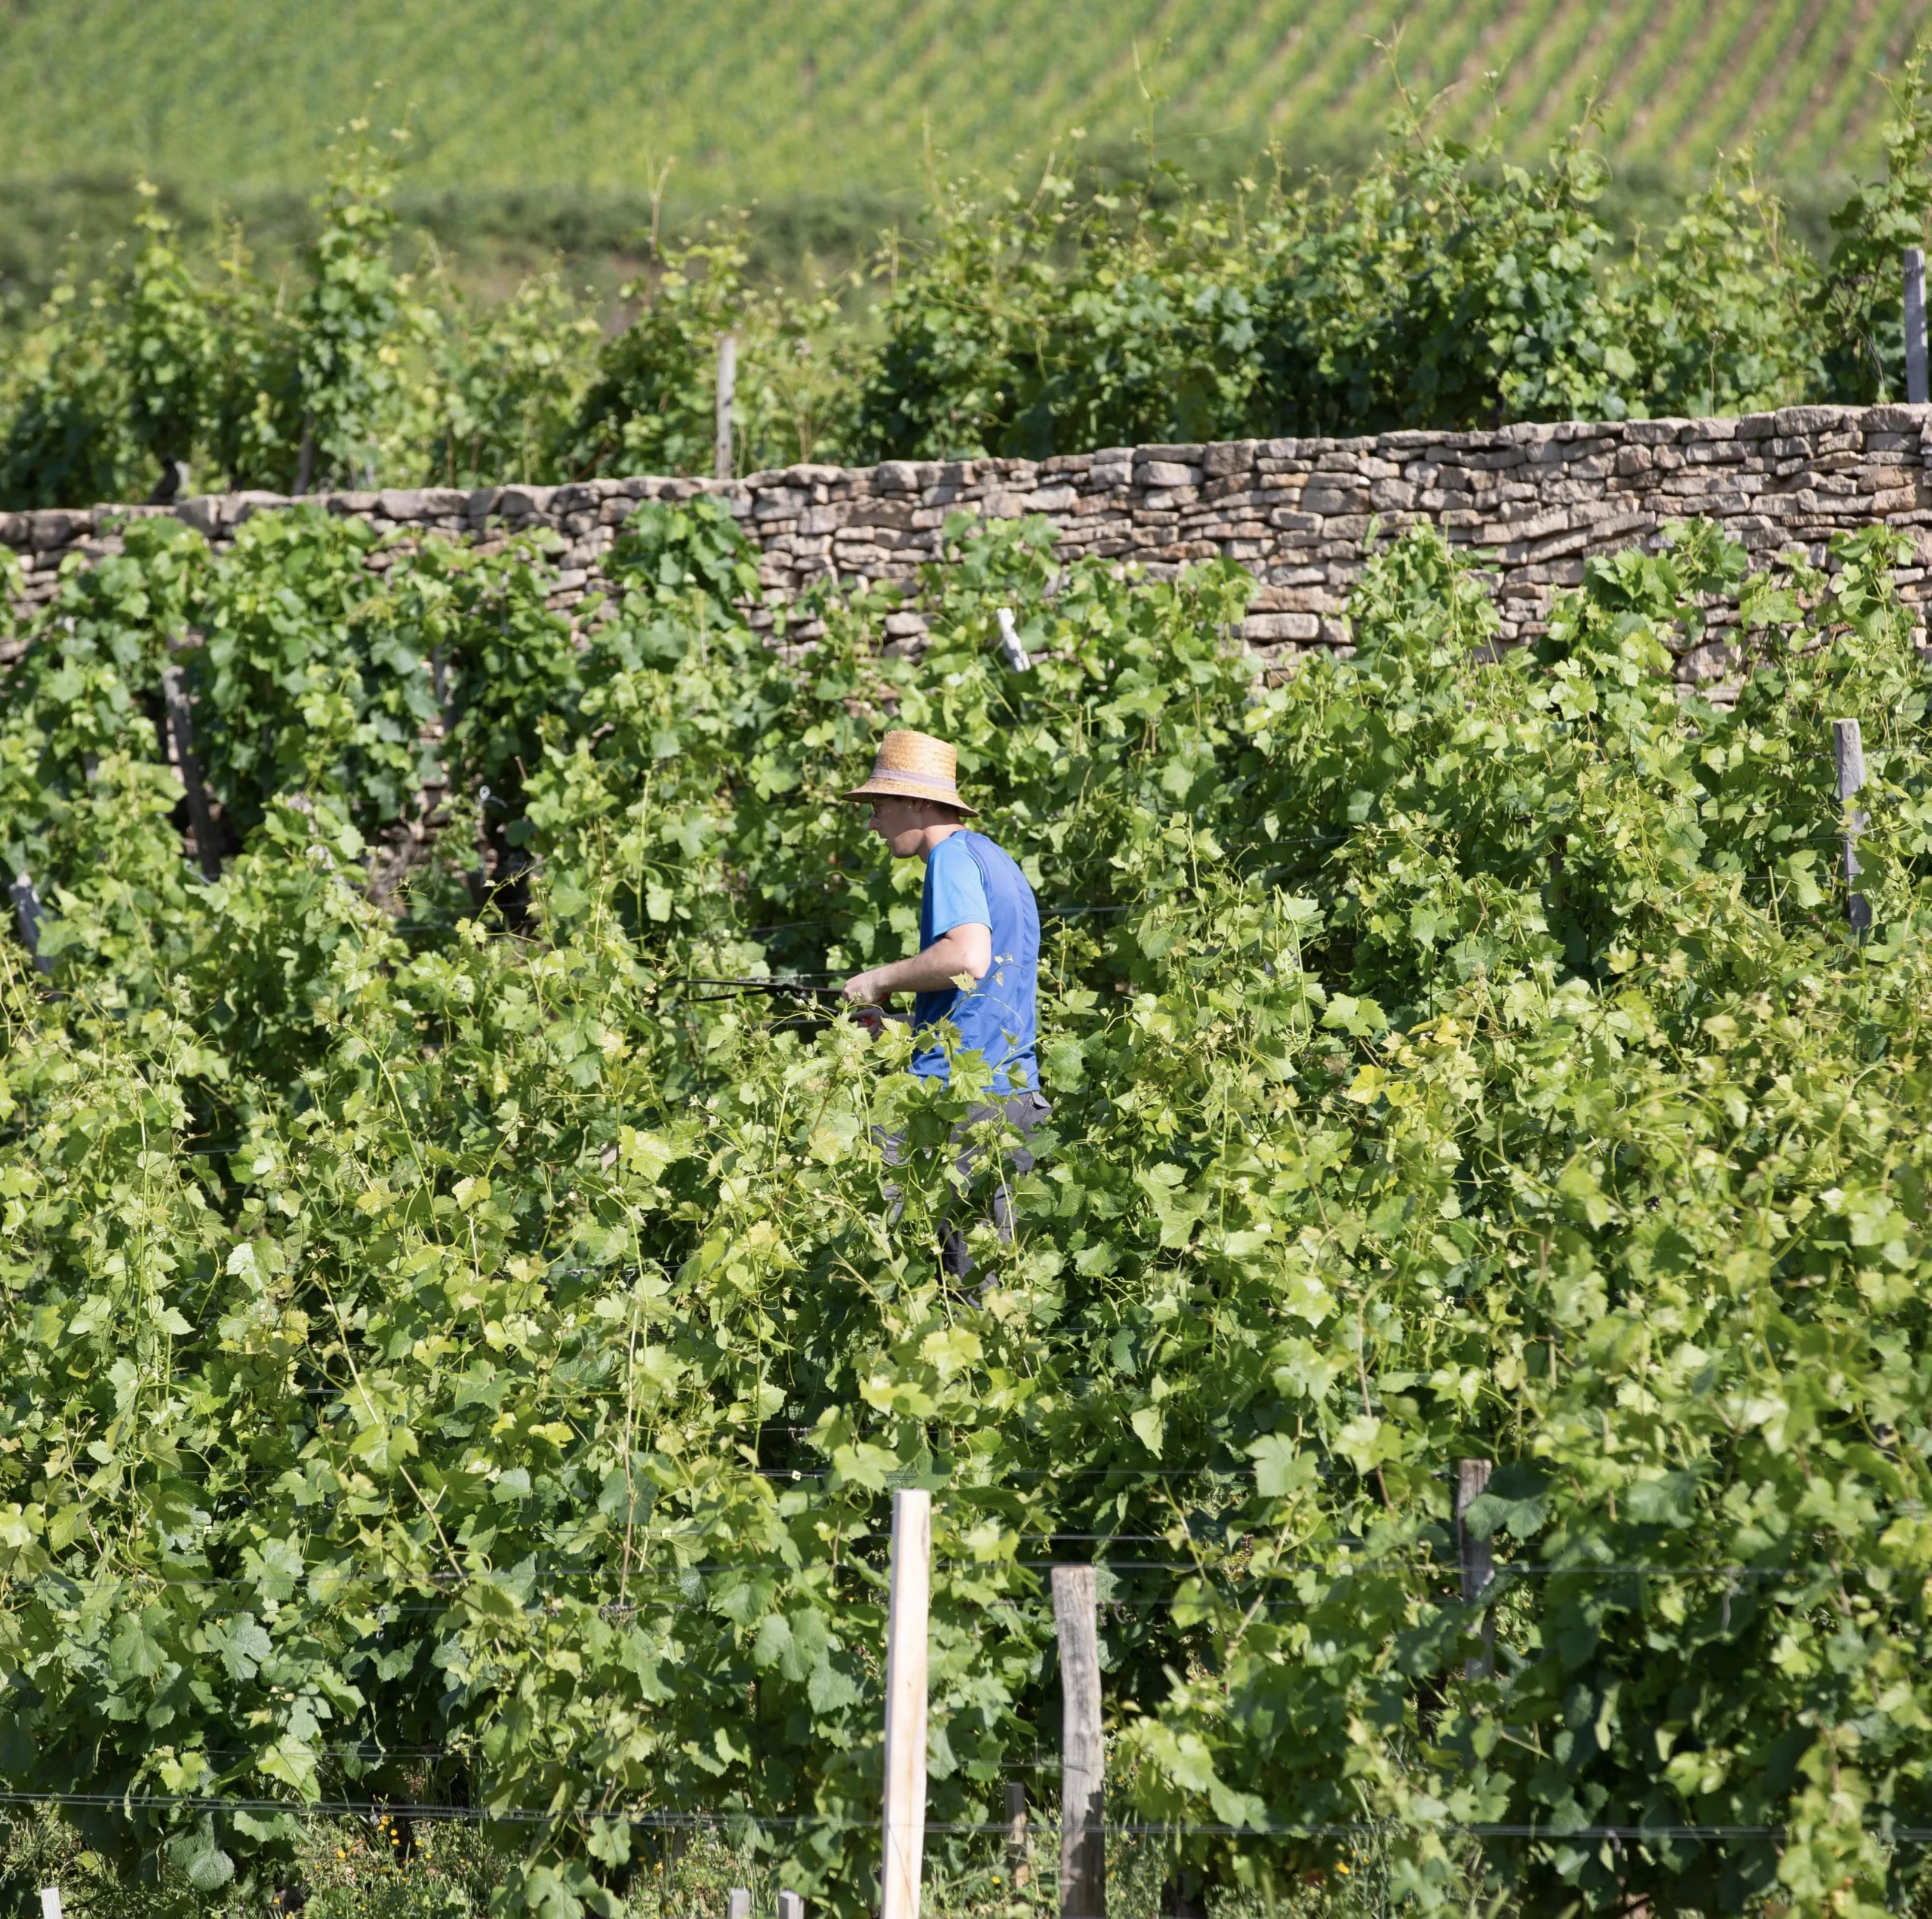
left=6, top=496, right=1932, bottom=1919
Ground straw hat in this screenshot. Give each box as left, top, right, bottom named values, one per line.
left=843, top=729, right=977, bottom=816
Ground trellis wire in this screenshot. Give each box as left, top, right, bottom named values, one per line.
left=0, top=1793, right=1928, bottom=1847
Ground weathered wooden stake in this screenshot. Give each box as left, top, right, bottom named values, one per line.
left=40, top=1888, right=62, bottom=1919
left=161, top=664, right=223, bottom=881
left=1907, top=247, right=1929, bottom=406
left=1833, top=718, right=1872, bottom=934
left=777, top=1893, right=804, bottom=1919
left=11, top=872, right=52, bottom=976
left=715, top=333, right=738, bottom=482
left=294, top=414, right=316, bottom=495
left=1456, top=1458, right=1496, bottom=1679
left=1835, top=716, right=1867, bottom=798
left=1052, top=1565, right=1104, bottom=1919
left=881, top=1487, right=931, bottom=1919
left=728, top=1890, right=751, bottom=1919
left=1004, top=1779, right=1030, bottom=1887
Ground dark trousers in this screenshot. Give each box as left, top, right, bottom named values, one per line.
left=878, top=1090, right=1052, bottom=1278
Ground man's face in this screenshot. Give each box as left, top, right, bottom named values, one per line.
left=867, top=796, right=945, bottom=856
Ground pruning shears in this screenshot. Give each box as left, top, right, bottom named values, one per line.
left=673, top=974, right=845, bottom=1004
left=664, top=976, right=909, bottom=1036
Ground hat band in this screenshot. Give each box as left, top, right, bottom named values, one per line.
left=868, top=764, right=959, bottom=795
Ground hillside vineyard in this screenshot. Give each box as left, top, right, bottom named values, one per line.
left=0, top=1, right=1915, bottom=213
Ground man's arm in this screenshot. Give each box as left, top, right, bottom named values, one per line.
left=842, top=922, right=992, bottom=1004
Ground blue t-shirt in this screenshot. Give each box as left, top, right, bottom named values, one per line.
left=911, top=832, right=1040, bottom=1093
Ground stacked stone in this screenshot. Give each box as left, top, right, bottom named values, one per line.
left=7, top=404, right=1932, bottom=678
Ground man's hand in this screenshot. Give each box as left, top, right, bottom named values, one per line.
left=842, top=969, right=888, bottom=1006
left=841, top=924, right=992, bottom=1007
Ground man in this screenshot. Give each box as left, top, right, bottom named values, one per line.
left=841, top=728, right=1048, bottom=1275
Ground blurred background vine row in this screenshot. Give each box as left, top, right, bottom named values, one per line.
left=8, top=45, right=1932, bottom=512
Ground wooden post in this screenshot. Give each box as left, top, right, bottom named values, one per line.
left=161, top=664, right=223, bottom=881
left=10, top=872, right=52, bottom=976
left=1833, top=718, right=1872, bottom=934
left=728, top=1891, right=751, bottom=1919
left=996, top=607, right=1032, bottom=672
left=1906, top=247, right=1929, bottom=406
left=432, top=645, right=457, bottom=739
left=777, top=1894, right=804, bottom=1919
left=1456, top=1458, right=1496, bottom=1679
left=1004, top=1779, right=1030, bottom=1888
left=715, top=333, right=738, bottom=482
left=1052, top=1565, right=1104, bottom=1919
left=40, top=1890, right=62, bottom=1919
left=881, top=1487, right=931, bottom=1919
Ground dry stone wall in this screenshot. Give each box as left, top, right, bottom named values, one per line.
left=8, top=403, right=1932, bottom=680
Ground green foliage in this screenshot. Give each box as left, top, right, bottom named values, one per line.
left=561, top=222, right=857, bottom=480
left=420, top=267, right=605, bottom=489
left=7, top=51, right=1932, bottom=508
left=0, top=119, right=418, bottom=509
left=183, top=508, right=578, bottom=855
left=851, top=157, right=1272, bottom=460
left=0, top=261, right=146, bottom=511
left=111, top=188, right=308, bottom=500
left=0, top=516, right=209, bottom=979
left=17, top=480, right=1932, bottom=1919
left=294, top=119, right=414, bottom=491
left=189, top=509, right=439, bottom=840
left=1814, top=46, right=1932, bottom=404
left=1251, top=124, right=1632, bottom=435
left=122, top=183, right=219, bottom=481
left=1625, top=159, right=1823, bottom=417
